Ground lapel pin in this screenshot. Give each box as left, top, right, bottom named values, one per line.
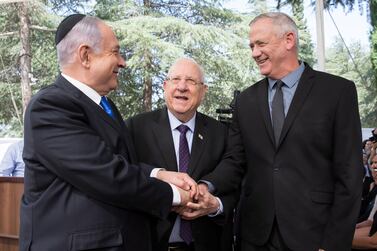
left=198, top=134, right=203, bottom=140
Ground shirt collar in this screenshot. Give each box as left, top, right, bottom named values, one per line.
left=167, top=109, right=196, bottom=133
left=61, top=73, right=102, bottom=105
left=268, top=61, right=305, bottom=90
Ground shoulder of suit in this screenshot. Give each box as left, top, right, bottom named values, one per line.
left=235, top=78, right=265, bottom=100
left=307, top=66, right=355, bottom=91
left=313, top=69, right=353, bottom=84
left=28, top=81, right=66, bottom=107
left=127, top=108, right=163, bottom=123
left=197, top=112, right=227, bottom=130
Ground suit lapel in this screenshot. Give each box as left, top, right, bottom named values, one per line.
left=256, top=79, right=275, bottom=146
left=188, top=113, right=207, bottom=177
left=113, top=106, right=137, bottom=163
left=55, top=75, right=122, bottom=132
left=151, top=108, right=178, bottom=171
left=277, top=65, right=315, bottom=148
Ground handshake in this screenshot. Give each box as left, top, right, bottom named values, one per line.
left=156, top=170, right=220, bottom=220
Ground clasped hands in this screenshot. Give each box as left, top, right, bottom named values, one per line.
left=156, top=170, right=220, bottom=219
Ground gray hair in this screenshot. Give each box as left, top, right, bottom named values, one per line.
left=167, top=57, right=205, bottom=83
left=57, top=16, right=103, bottom=69
left=249, top=12, right=299, bottom=47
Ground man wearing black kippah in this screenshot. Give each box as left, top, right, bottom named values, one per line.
left=20, top=14, right=197, bottom=251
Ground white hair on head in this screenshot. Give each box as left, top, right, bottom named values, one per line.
left=249, top=12, right=299, bottom=47
left=167, top=57, right=205, bottom=83
left=57, top=16, right=103, bottom=69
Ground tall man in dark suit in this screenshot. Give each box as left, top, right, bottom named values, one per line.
left=200, top=12, right=363, bottom=251
left=127, top=58, right=236, bottom=251
left=20, top=14, right=196, bottom=251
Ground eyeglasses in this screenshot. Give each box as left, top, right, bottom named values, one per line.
left=166, top=77, right=203, bottom=86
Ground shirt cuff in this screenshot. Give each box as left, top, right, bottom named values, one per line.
left=198, top=180, right=216, bottom=193
left=170, top=184, right=181, bottom=206
left=150, top=168, right=163, bottom=178
left=150, top=168, right=180, bottom=205
left=208, top=197, right=223, bottom=217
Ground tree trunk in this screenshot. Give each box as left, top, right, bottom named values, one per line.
left=142, top=0, right=152, bottom=112
left=143, top=75, right=152, bottom=112
left=18, top=1, right=32, bottom=119
left=143, top=0, right=151, bottom=14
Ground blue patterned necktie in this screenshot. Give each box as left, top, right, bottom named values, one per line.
left=272, top=80, right=285, bottom=147
left=100, top=96, right=114, bottom=119
left=176, top=124, right=192, bottom=244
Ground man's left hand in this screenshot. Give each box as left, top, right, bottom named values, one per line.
left=179, top=183, right=219, bottom=220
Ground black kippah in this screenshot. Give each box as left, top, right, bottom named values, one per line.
left=55, top=14, right=86, bottom=45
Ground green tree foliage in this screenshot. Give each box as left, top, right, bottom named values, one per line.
left=0, top=0, right=258, bottom=135
left=326, top=38, right=377, bottom=127
left=109, top=14, right=257, bottom=117
left=370, top=0, right=377, bottom=87
left=1, top=0, right=373, bottom=136
left=290, top=0, right=315, bottom=66
left=91, top=0, right=257, bottom=117
left=276, top=0, right=364, bottom=11
left=0, top=2, right=57, bottom=136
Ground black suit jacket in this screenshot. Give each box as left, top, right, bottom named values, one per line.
left=126, top=108, right=236, bottom=251
left=20, top=75, right=172, bottom=251
left=203, top=64, right=364, bottom=251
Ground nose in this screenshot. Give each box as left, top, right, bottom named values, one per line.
left=118, top=54, right=126, bottom=68
left=251, top=46, right=261, bottom=59
left=176, top=79, right=188, bottom=91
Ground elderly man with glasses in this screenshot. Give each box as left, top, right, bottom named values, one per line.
left=127, top=57, right=236, bottom=251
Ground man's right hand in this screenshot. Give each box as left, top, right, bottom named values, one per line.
left=156, top=170, right=198, bottom=198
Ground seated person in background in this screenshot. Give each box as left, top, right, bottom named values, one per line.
left=370, top=139, right=377, bottom=165
left=364, top=139, right=373, bottom=160
left=0, top=140, right=24, bottom=177
left=353, top=155, right=377, bottom=250
left=362, top=152, right=374, bottom=199
left=360, top=153, right=377, bottom=222
left=353, top=210, right=377, bottom=250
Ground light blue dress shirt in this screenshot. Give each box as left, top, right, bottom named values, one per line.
left=268, top=62, right=305, bottom=116
left=0, top=140, right=25, bottom=177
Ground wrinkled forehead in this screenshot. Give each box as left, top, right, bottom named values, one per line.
left=169, top=60, right=203, bottom=80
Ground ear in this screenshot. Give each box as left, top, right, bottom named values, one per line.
left=200, top=84, right=208, bottom=102
left=77, top=44, right=91, bottom=68
left=163, top=80, right=168, bottom=90
left=203, top=84, right=208, bottom=93
left=285, top=31, right=296, bottom=50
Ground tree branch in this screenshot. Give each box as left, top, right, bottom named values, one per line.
left=30, top=25, right=55, bottom=32
left=0, top=31, right=18, bottom=37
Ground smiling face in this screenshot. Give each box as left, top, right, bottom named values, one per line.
left=249, top=17, right=297, bottom=79
left=89, top=22, right=125, bottom=95
left=163, top=59, right=208, bottom=122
